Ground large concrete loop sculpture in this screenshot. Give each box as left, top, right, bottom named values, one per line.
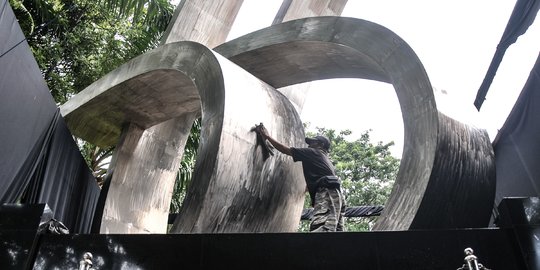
left=214, top=16, right=496, bottom=230
left=61, top=17, right=495, bottom=233
left=61, top=42, right=307, bottom=233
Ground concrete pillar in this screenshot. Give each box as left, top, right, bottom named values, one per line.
left=162, top=0, right=244, bottom=47
left=100, top=0, right=244, bottom=233
left=273, top=0, right=348, bottom=25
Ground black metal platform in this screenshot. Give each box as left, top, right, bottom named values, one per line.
left=1, top=198, right=539, bottom=270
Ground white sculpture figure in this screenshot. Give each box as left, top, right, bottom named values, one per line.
left=457, top=248, right=491, bottom=270
left=79, top=252, right=93, bottom=270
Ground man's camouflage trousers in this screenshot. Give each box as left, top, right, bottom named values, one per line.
left=310, top=187, right=346, bottom=232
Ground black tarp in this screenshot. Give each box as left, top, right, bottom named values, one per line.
left=0, top=0, right=99, bottom=233
left=19, top=111, right=100, bottom=233
left=474, top=0, right=540, bottom=110
left=0, top=0, right=58, bottom=197
left=492, top=53, right=540, bottom=205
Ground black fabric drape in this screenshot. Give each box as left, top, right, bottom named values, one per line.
left=492, top=53, right=540, bottom=205
left=20, top=113, right=100, bottom=233
left=474, top=0, right=540, bottom=110
left=6, top=108, right=101, bottom=234
left=1, top=1, right=100, bottom=233
left=2, top=110, right=60, bottom=202
left=90, top=171, right=113, bottom=233
left=0, top=0, right=58, bottom=201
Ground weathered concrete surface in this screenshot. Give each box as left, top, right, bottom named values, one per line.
left=161, top=0, right=244, bottom=47
left=215, top=16, right=496, bottom=230
left=215, top=17, right=393, bottom=87
left=272, top=0, right=348, bottom=115
left=75, top=0, right=348, bottom=233
left=215, top=16, right=436, bottom=230
left=93, top=0, right=244, bottom=233
left=171, top=54, right=306, bottom=233
left=273, top=0, right=348, bottom=25
left=61, top=42, right=306, bottom=233
left=61, top=42, right=219, bottom=233
left=60, top=67, right=200, bottom=147
left=64, top=0, right=345, bottom=234
left=409, top=112, right=496, bottom=229
left=61, top=16, right=495, bottom=232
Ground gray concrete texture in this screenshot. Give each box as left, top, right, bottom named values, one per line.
left=63, top=41, right=306, bottom=233
left=60, top=8, right=495, bottom=232
left=161, top=0, right=245, bottom=47
left=98, top=0, right=245, bottom=233
left=272, top=0, right=348, bottom=115
left=80, top=0, right=348, bottom=234
left=273, top=0, right=347, bottom=25
left=215, top=16, right=435, bottom=230
left=215, top=16, right=494, bottom=230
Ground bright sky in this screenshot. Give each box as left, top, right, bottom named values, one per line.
left=225, top=0, right=540, bottom=158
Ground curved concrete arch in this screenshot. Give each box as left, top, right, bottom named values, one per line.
left=215, top=16, right=495, bottom=230
left=61, top=42, right=222, bottom=148
left=61, top=41, right=306, bottom=233
left=61, top=42, right=227, bottom=232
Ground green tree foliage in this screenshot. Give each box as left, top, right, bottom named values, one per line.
left=299, top=127, right=400, bottom=231
left=169, top=119, right=201, bottom=213
left=10, top=0, right=174, bottom=104
left=77, top=140, right=113, bottom=187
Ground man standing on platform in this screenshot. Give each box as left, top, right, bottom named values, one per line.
left=255, top=124, right=346, bottom=232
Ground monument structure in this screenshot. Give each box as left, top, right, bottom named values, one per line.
left=63, top=0, right=351, bottom=234
left=61, top=0, right=495, bottom=234
left=3, top=0, right=540, bottom=268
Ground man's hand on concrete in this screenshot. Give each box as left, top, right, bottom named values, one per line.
left=256, top=123, right=269, bottom=139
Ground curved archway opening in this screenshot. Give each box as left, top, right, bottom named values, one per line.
left=301, top=78, right=403, bottom=158
left=296, top=78, right=403, bottom=231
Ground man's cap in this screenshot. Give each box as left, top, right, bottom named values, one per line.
left=305, top=135, right=331, bottom=151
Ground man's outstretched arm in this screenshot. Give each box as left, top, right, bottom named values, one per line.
left=257, top=125, right=292, bottom=156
